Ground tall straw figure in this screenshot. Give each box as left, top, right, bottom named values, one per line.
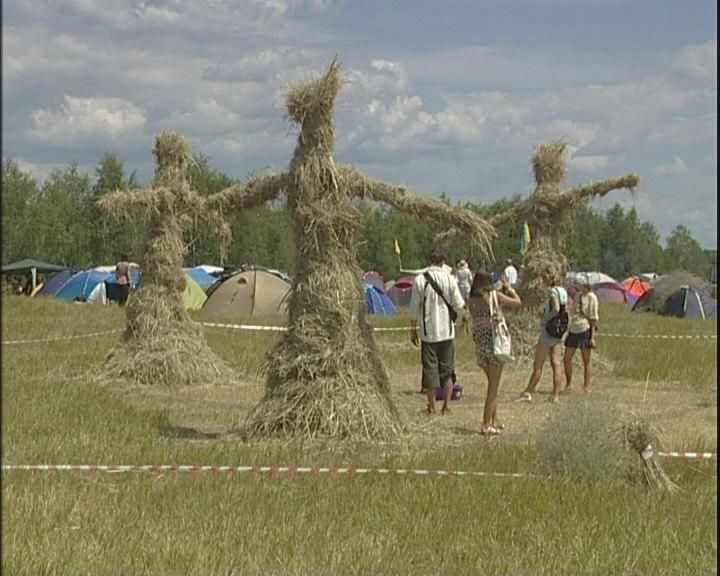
left=98, top=130, right=231, bottom=387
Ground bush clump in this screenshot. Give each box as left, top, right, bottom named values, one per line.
left=535, top=397, right=636, bottom=484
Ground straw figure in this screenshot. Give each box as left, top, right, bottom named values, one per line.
left=209, top=57, right=495, bottom=439
left=468, top=142, right=639, bottom=356
left=98, top=130, right=231, bottom=387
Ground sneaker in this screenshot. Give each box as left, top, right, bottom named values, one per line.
left=515, top=392, right=532, bottom=402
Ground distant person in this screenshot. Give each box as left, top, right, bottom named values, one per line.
left=468, top=271, right=522, bottom=435
left=501, top=259, right=518, bottom=287
left=517, top=267, right=568, bottom=404
left=115, top=254, right=132, bottom=306
left=455, top=260, right=473, bottom=302
left=564, top=277, right=599, bottom=392
left=409, top=250, right=465, bottom=415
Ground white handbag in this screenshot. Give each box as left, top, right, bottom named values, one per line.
left=489, top=290, right=514, bottom=364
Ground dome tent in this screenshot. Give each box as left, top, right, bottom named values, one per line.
left=200, top=266, right=292, bottom=320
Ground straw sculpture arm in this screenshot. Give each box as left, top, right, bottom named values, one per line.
left=339, top=165, right=496, bottom=259
left=97, top=187, right=174, bottom=220
left=206, top=173, right=288, bottom=214
left=488, top=173, right=640, bottom=228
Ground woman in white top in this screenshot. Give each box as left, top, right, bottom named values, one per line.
left=563, top=278, right=599, bottom=391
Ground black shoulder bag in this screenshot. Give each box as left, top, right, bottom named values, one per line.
left=423, top=272, right=458, bottom=323
left=545, top=287, right=569, bottom=339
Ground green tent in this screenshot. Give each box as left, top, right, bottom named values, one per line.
left=183, top=273, right=207, bottom=311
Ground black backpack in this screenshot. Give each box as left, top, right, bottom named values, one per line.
left=545, top=288, right=569, bottom=338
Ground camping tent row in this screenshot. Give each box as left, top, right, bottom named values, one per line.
left=30, top=265, right=398, bottom=318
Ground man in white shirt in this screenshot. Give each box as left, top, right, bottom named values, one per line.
left=409, top=251, right=465, bottom=415
left=501, top=259, right=518, bottom=287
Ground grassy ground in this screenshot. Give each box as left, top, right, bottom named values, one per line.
left=2, top=296, right=717, bottom=575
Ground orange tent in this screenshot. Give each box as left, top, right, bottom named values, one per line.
left=623, top=276, right=652, bottom=301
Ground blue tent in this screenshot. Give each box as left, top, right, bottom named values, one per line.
left=364, top=284, right=397, bottom=315
left=184, top=266, right=220, bottom=293
left=38, top=269, right=76, bottom=296
left=55, top=270, right=112, bottom=301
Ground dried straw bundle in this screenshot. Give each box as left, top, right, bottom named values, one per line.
left=496, top=141, right=639, bottom=308
left=98, top=130, right=230, bottom=387
left=623, top=418, right=678, bottom=493
left=243, top=58, right=403, bottom=439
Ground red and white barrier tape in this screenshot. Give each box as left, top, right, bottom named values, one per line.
left=656, top=451, right=717, bottom=460
left=2, top=324, right=715, bottom=345
left=0, top=463, right=543, bottom=479
left=1, top=329, right=123, bottom=345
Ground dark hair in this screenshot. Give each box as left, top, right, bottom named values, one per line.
left=469, top=270, right=494, bottom=297
left=428, top=250, right=446, bottom=265
left=120, top=254, right=128, bottom=261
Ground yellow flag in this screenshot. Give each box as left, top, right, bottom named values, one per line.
left=394, top=238, right=401, bottom=255
left=520, top=221, right=531, bottom=255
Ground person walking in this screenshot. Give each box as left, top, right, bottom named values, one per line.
left=409, top=250, right=465, bottom=415
left=468, top=271, right=522, bottom=435
left=115, top=254, right=132, bottom=306
left=517, top=267, right=568, bottom=403
left=564, top=277, right=599, bottom=392
left=455, top=260, right=473, bottom=302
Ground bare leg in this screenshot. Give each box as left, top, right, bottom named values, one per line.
left=440, top=376, right=453, bottom=414
left=581, top=348, right=593, bottom=390
left=426, top=389, right=436, bottom=413
left=522, top=343, right=550, bottom=395
left=549, top=344, right=563, bottom=401
left=482, top=365, right=503, bottom=430
left=564, top=347, right=577, bottom=390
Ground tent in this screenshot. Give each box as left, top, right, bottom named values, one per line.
left=362, top=271, right=385, bottom=292
left=566, top=271, right=618, bottom=286
left=659, top=286, right=716, bottom=320
left=364, top=284, right=396, bottom=315
left=200, top=268, right=292, bottom=320
left=54, top=269, right=112, bottom=303
left=1, top=258, right=70, bottom=292
left=184, top=266, right=221, bottom=293
left=38, top=269, right=76, bottom=296
left=623, top=276, right=652, bottom=303
left=632, top=271, right=711, bottom=314
left=387, top=276, right=415, bottom=307
left=182, top=273, right=208, bottom=311
left=566, top=282, right=629, bottom=304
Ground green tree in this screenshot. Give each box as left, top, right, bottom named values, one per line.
left=1, top=159, right=39, bottom=263
left=664, top=225, right=709, bottom=276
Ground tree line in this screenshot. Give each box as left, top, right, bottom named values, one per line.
left=2, top=155, right=715, bottom=282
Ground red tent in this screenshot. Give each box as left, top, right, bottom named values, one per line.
left=623, top=276, right=652, bottom=301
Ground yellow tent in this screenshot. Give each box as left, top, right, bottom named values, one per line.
left=183, top=273, right=207, bottom=310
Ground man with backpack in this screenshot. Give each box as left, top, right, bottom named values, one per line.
left=516, top=266, right=569, bottom=404
left=409, top=250, right=465, bottom=415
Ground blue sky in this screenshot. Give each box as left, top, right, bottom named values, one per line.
left=2, top=0, right=716, bottom=247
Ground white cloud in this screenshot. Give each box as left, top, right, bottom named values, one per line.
left=669, top=40, right=717, bottom=79
left=649, top=156, right=690, bottom=176
left=568, top=155, right=609, bottom=172
left=30, top=96, right=146, bottom=142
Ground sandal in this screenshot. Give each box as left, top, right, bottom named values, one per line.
left=441, top=405, right=451, bottom=416
left=480, top=426, right=500, bottom=436
left=493, top=422, right=505, bottom=431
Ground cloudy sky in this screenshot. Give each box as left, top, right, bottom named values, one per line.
left=2, top=0, right=717, bottom=247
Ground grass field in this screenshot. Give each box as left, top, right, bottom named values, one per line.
left=2, top=295, right=717, bottom=575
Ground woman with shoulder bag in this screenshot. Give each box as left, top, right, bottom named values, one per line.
left=563, top=277, right=599, bottom=392
left=516, top=267, right=568, bottom=404
left=468, top=271, right=522, bottom=435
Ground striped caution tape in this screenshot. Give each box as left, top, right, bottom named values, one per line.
left=198, top=321, right=287, bottom=332
left=656, top=452, right=717, bottom=460
left=0, top=463, right=544, bottom=479
left=1, top=329, right=123, bottom=345
left=602, top=333, right=716, bottom=340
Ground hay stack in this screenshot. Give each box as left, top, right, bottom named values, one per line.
left=98, top=130, right=231, bottom=387
left=243, top=58, right=401, bottom=439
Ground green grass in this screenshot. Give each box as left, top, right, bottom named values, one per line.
left=2, top=296, right=717, bottom=575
